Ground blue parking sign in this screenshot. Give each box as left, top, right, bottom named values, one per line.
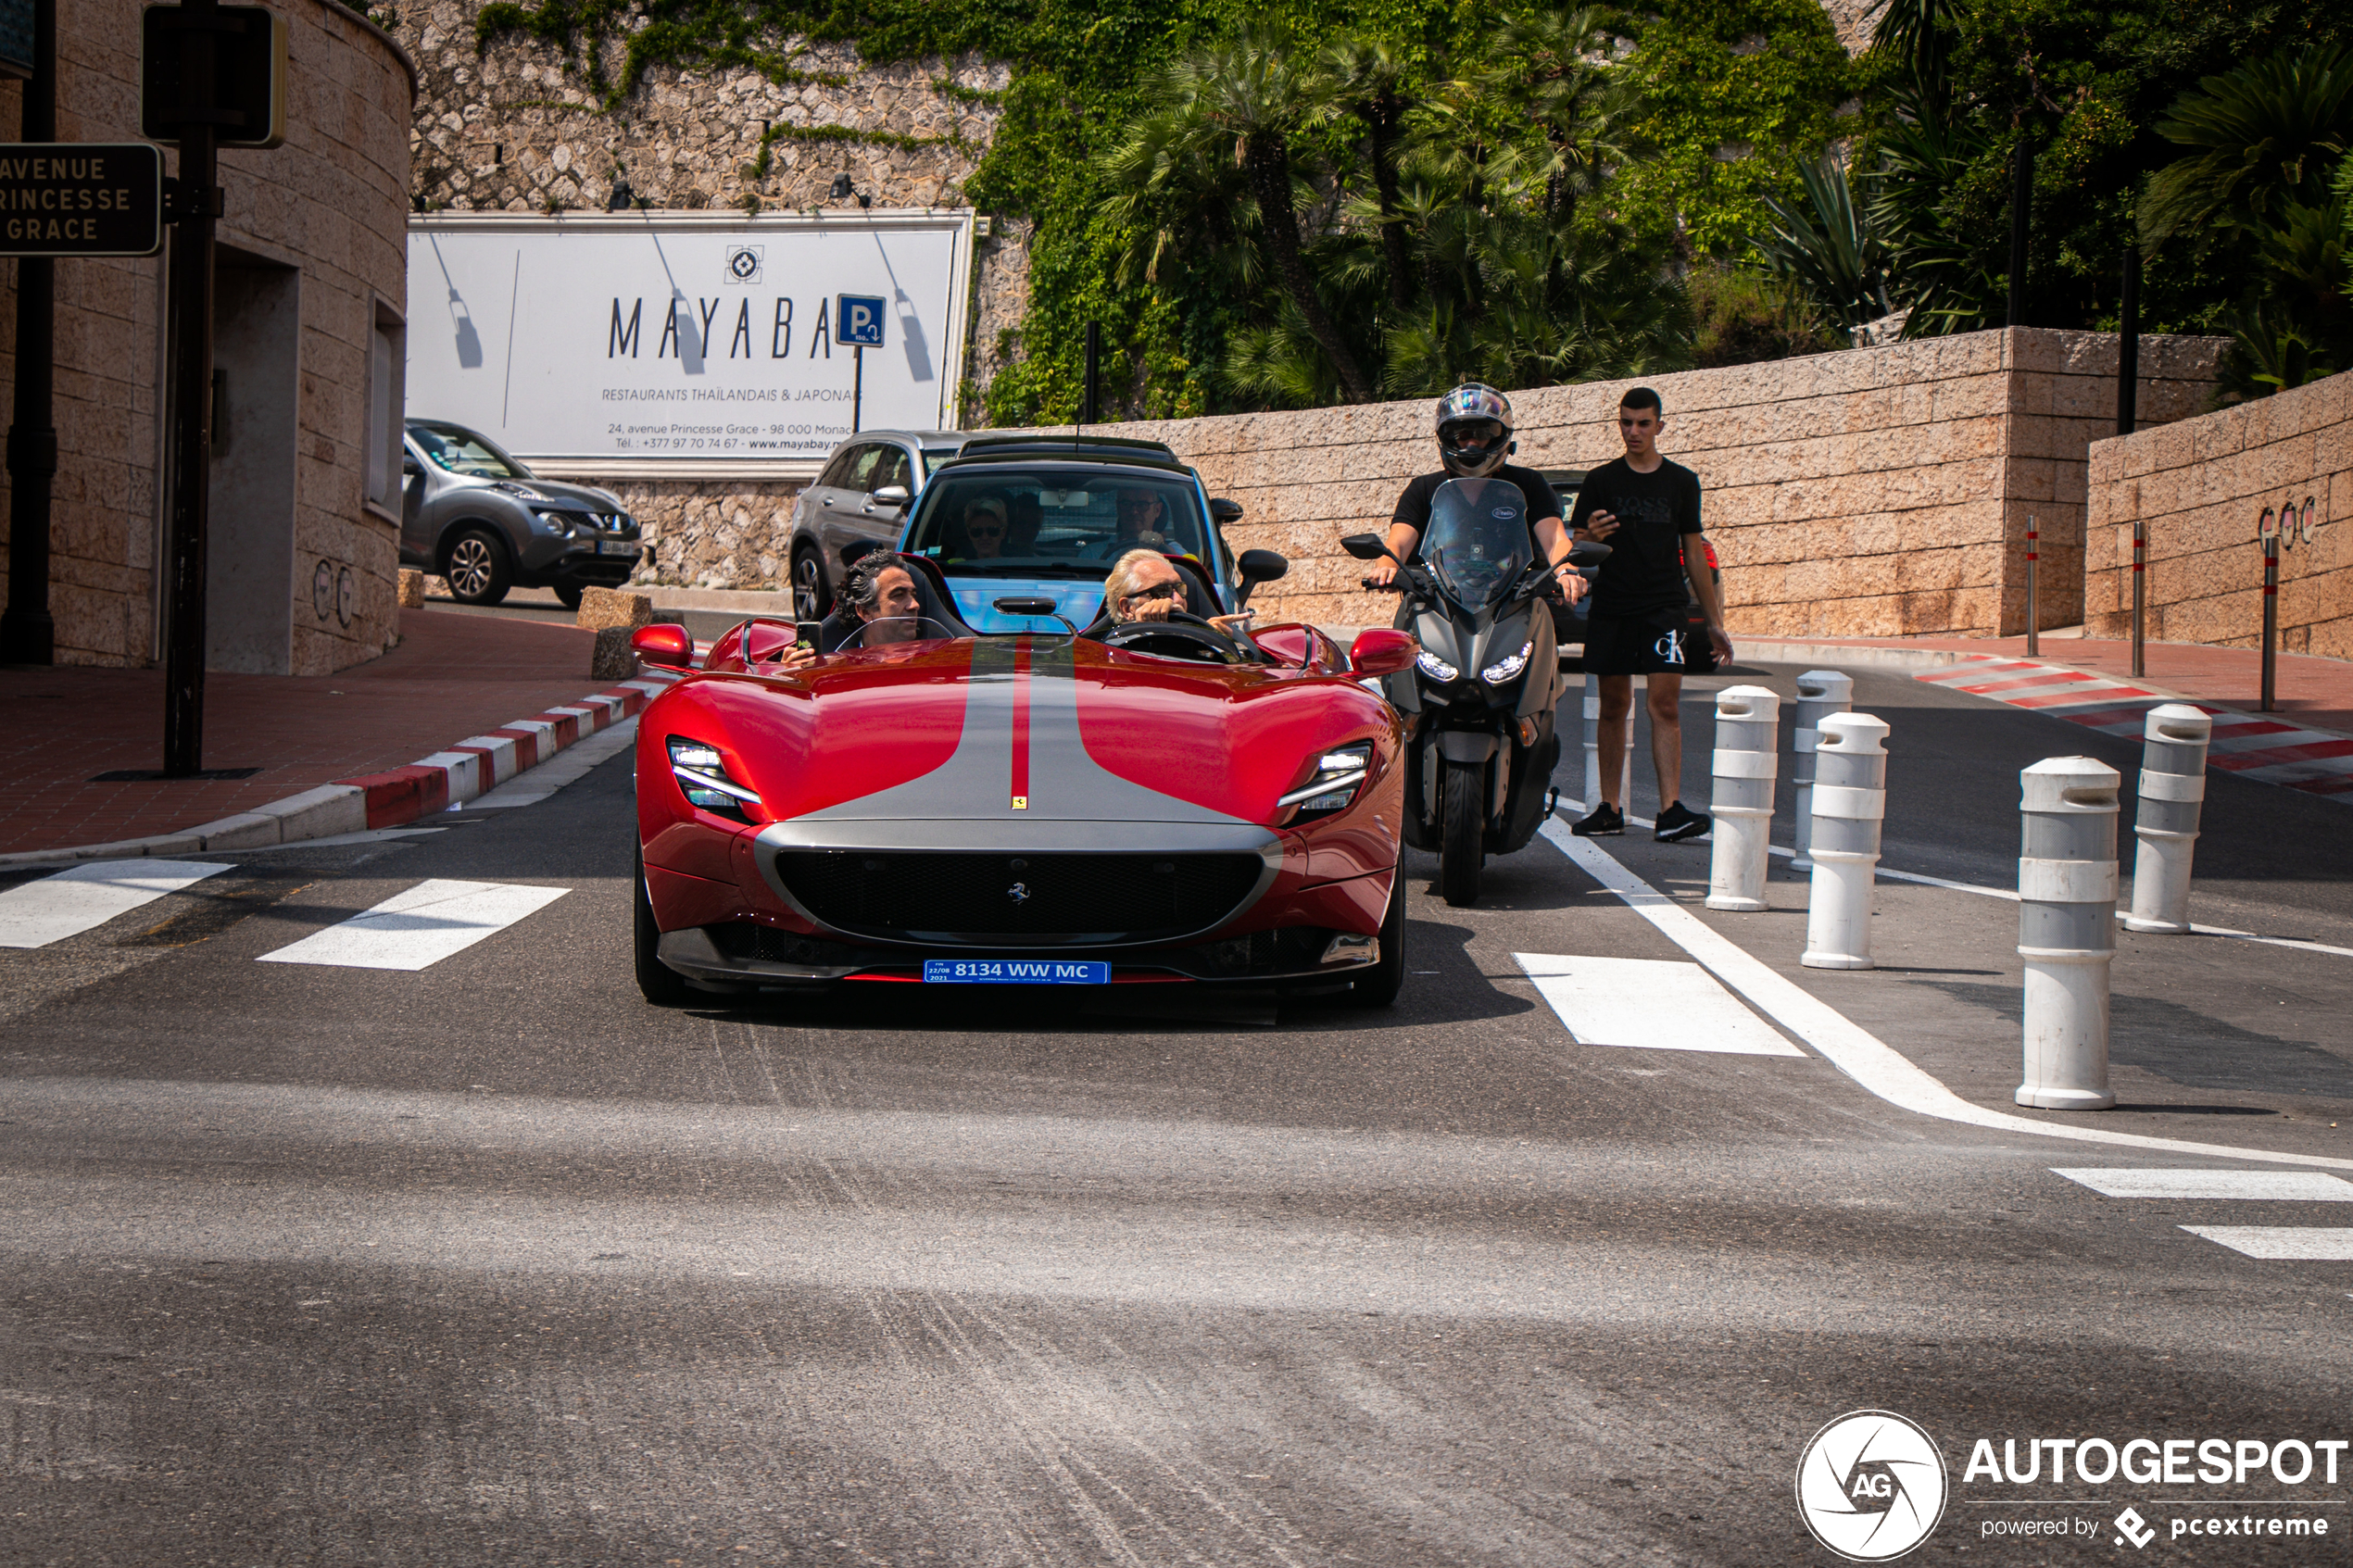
left=837, top=295, right=887, bottom=347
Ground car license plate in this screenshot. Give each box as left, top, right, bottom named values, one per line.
left=597, top=540, right=639, bottom=558
left=923, top=960, right=1109, bottom=985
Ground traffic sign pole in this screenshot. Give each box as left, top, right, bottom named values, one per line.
left=162, top=0, right=223, bottom=775
left=851, top=345, right=862, bottom=434
left=0, top=0, right=55, bottom=666
left=835, top=293, right=884, bottom=437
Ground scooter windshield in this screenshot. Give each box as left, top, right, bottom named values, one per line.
left=1421, top=477, right=1532, bottom=609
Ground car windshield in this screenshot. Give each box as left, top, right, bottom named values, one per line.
left=904, top=468, right=1209, bottom=578
left=1422, top=476, right=1532, bottom=608
left=410, top=421, right=532, bottom=479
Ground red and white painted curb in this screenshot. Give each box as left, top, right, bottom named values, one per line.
left=1915, top=656, right=2353, bottom=799
left=0, top=673, right=680, bottom=871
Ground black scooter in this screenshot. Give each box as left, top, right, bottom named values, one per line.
left=1344, top=477, right=1604, bottom=906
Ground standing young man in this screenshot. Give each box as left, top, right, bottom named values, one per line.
left=1568, top=387, right=1733, bottom=841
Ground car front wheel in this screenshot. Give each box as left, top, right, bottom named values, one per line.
left=635, top=846, right=689, bottom=1007
left=444, top=527, right=512, bottom=606
left=554, top=581, right=585, bottom=611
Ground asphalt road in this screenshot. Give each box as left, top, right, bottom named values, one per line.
left=4, top=661, right=2350, bottom=1566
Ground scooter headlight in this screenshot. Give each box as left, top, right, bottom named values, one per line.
left=1415, top=649, right=1459, bottom=683
left=1480, top=641, right=1533, bottom=684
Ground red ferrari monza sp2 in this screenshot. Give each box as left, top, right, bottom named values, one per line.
left=630, top=607, right=1419, bottom=1007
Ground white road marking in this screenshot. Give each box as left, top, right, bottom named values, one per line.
left=1537, top=816, right=2353, bottom=1172
left=465, top=715, right=636, bottom=809
left=241, top=827, right=447, bottom=850
left=2053, top=1168, right=2353, bottom=1201
left=2178, top=1227, right=2353, bottom=1261
left=1515, top=953, right=1804, bottom=1056
left=1556, top=797, right=2353, bottom=960
left=0, top=860, right=231, bottom=949
left=256, top=879, right=569, bottom=971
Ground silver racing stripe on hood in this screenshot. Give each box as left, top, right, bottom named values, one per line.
left=756, top=634, right=1281, bottom=854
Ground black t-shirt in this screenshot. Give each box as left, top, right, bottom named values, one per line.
left=1568, top=456, right=1704, bottom=619
left=1391, top=464, right=1562, bottom=561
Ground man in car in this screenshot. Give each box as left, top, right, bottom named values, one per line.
left=1104, top=549, right=1253, bottom=636
left=1088, top=487, right=1172, bottom=557
left=1365, top=383, right=1586, bottom=609
left=1567, top=386, right=1734, bottom=843
left=763, top=553, right=930, bottom=671
left=958, top=495, right=1010, bottom=560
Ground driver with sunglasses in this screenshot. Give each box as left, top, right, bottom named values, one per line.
left=1104, top=548, right=1252, bottom=635
left=1365, top=383, right=1586, bottom=606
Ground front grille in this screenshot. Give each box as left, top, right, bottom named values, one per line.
left=774, top=850, right=1265, bottom=945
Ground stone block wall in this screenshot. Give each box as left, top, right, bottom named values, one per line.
left=610, top=480, right=806, bottom=591
left=1089, top=328, right=2226, bottom=637
left=0, top=0, right=415, bottom=672
left=2086, top=373, right=2352, bottom=659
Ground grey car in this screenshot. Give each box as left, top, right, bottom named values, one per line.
left=401, top=419, right=645, bottom=608
left=786, top=430, right=979, bottom=620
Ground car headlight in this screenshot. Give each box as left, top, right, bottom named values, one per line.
left=1277, top=742, right=1372, bottom=814
left=492, top=481, right=549, bottom=501
left=1481, top=641, right=1533, bottom=684
left=667, top=736, right=762, bottom=817
left=1415, top=649, right=1459, bottom=683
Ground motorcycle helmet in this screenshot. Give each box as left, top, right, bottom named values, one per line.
left=1434, top=383, right=1514, bottom=477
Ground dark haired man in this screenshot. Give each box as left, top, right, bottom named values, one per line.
left=1568, top=387, right=1733, bottom=842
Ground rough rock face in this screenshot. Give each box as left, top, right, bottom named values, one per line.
left=611, top=481, right=805, bottom=591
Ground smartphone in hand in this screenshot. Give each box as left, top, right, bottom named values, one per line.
left=796, top=620, right=823, bottom=650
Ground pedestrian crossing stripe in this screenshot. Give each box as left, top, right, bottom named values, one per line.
left=2051, top=1168, right=2353, bottom=1261
left=1515, top=953, right=1806, bottom=1057
left=2180, top=1228, right=2353, bottom=1261
left=257, top=879, right=569, bottom=972
left=0, top=859, right=230, bottom=949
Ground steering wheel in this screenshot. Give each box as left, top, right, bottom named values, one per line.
left=1097, top=610, right=1240, bottom=663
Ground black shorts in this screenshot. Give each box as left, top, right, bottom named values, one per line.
left=1583, top=609, right=1715, bottom=676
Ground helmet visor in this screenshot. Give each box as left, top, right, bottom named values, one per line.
left=1441, top=419, right=1505, bottom=447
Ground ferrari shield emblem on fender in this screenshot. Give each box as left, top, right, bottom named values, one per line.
left=1011, top=796, right=1028, bottom=809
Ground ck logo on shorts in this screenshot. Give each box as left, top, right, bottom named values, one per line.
left=1654, top=630, right=1686, bottom=666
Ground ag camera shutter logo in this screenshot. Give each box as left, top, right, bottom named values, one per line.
left=725, top=245, right=763, bottom=283
left=1796, top=1411, right=1948, bottom=1561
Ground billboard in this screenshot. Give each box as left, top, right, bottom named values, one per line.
left=406, top=210, right=975, bottom=468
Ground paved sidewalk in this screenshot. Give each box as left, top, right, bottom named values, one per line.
left=1745, top=633, right=2353, bottom=737
left=0, top=610, right=612, bottom=857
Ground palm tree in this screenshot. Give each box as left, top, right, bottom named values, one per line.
left=1755, top=154, right=1894, bottom=329
left=1145, top=27, right=1379, bottom=403
left=1312, top=37, right=1421, bottom=312
left=2141, top=44, right=2353, bottom=245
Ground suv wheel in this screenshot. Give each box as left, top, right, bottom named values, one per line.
left=792, top=545, right=828, bottom=621
left=554, top=582, right=585, bottom=611
left=444, top=527, right=512, bottom=606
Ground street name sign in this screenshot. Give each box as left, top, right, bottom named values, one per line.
left=0, top=144, right=164, bottom=257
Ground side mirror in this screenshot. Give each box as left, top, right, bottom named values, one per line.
left=1348, top=629, right=1417, bottom=678
left=840, top=538, right=879, bottom=569
left=629, top=622, right=695, bottom=670
left=1567, top=540, right=1613, bottom=567
left=401, top=456, right=421, bottom=476
left=871, top=484, right=911, bottom=508
left=1208, top=497, right=1244, bottom=524
left=1234, top=547, right=1287, bottom=610
left=1340, top=533, right=1397, bottom=564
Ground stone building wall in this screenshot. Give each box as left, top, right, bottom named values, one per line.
left=0, top=0, right=416, bottom=672
left=1088, top=328, right=2227, bottom=637
left=2086, top=371, right=2352, bottom=659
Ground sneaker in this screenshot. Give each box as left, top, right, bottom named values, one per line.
left=1655, top=801, right=1711, bottom=842
left=1570, top=801, right=1624, bottom=836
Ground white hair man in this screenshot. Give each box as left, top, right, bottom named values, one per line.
left=1102, top=549, right=1252, bottom=634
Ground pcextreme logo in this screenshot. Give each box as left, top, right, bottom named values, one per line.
left=1796, top=1410, right=1950, bottom=1562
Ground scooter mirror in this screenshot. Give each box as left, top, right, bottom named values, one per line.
left=1340, top=533, right=1393, bottom=563
left=1568, top=540, right=1613, bottom=566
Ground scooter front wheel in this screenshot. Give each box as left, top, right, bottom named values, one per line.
left=1440, top=757, right=1485, bottom=907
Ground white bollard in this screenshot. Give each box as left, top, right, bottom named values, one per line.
left=2123, top=704, right=2213, bottom=934
left=1580, top=673, right=1632, bottom=809
left=1801, top=713, right=1890, bottom=968
left=1706, top=684, right=1780, bottom=910
left=2016, top=757, right=2120, bottom=1110
left=1791, top=670, right=1854, bottom=872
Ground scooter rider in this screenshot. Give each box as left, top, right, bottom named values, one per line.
left=1365, top=383, right=1587, bottom=608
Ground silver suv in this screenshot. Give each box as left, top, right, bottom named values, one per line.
left=786, top=430, right=977, bottom=619
left=400, top=419, right=644, bottom=608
